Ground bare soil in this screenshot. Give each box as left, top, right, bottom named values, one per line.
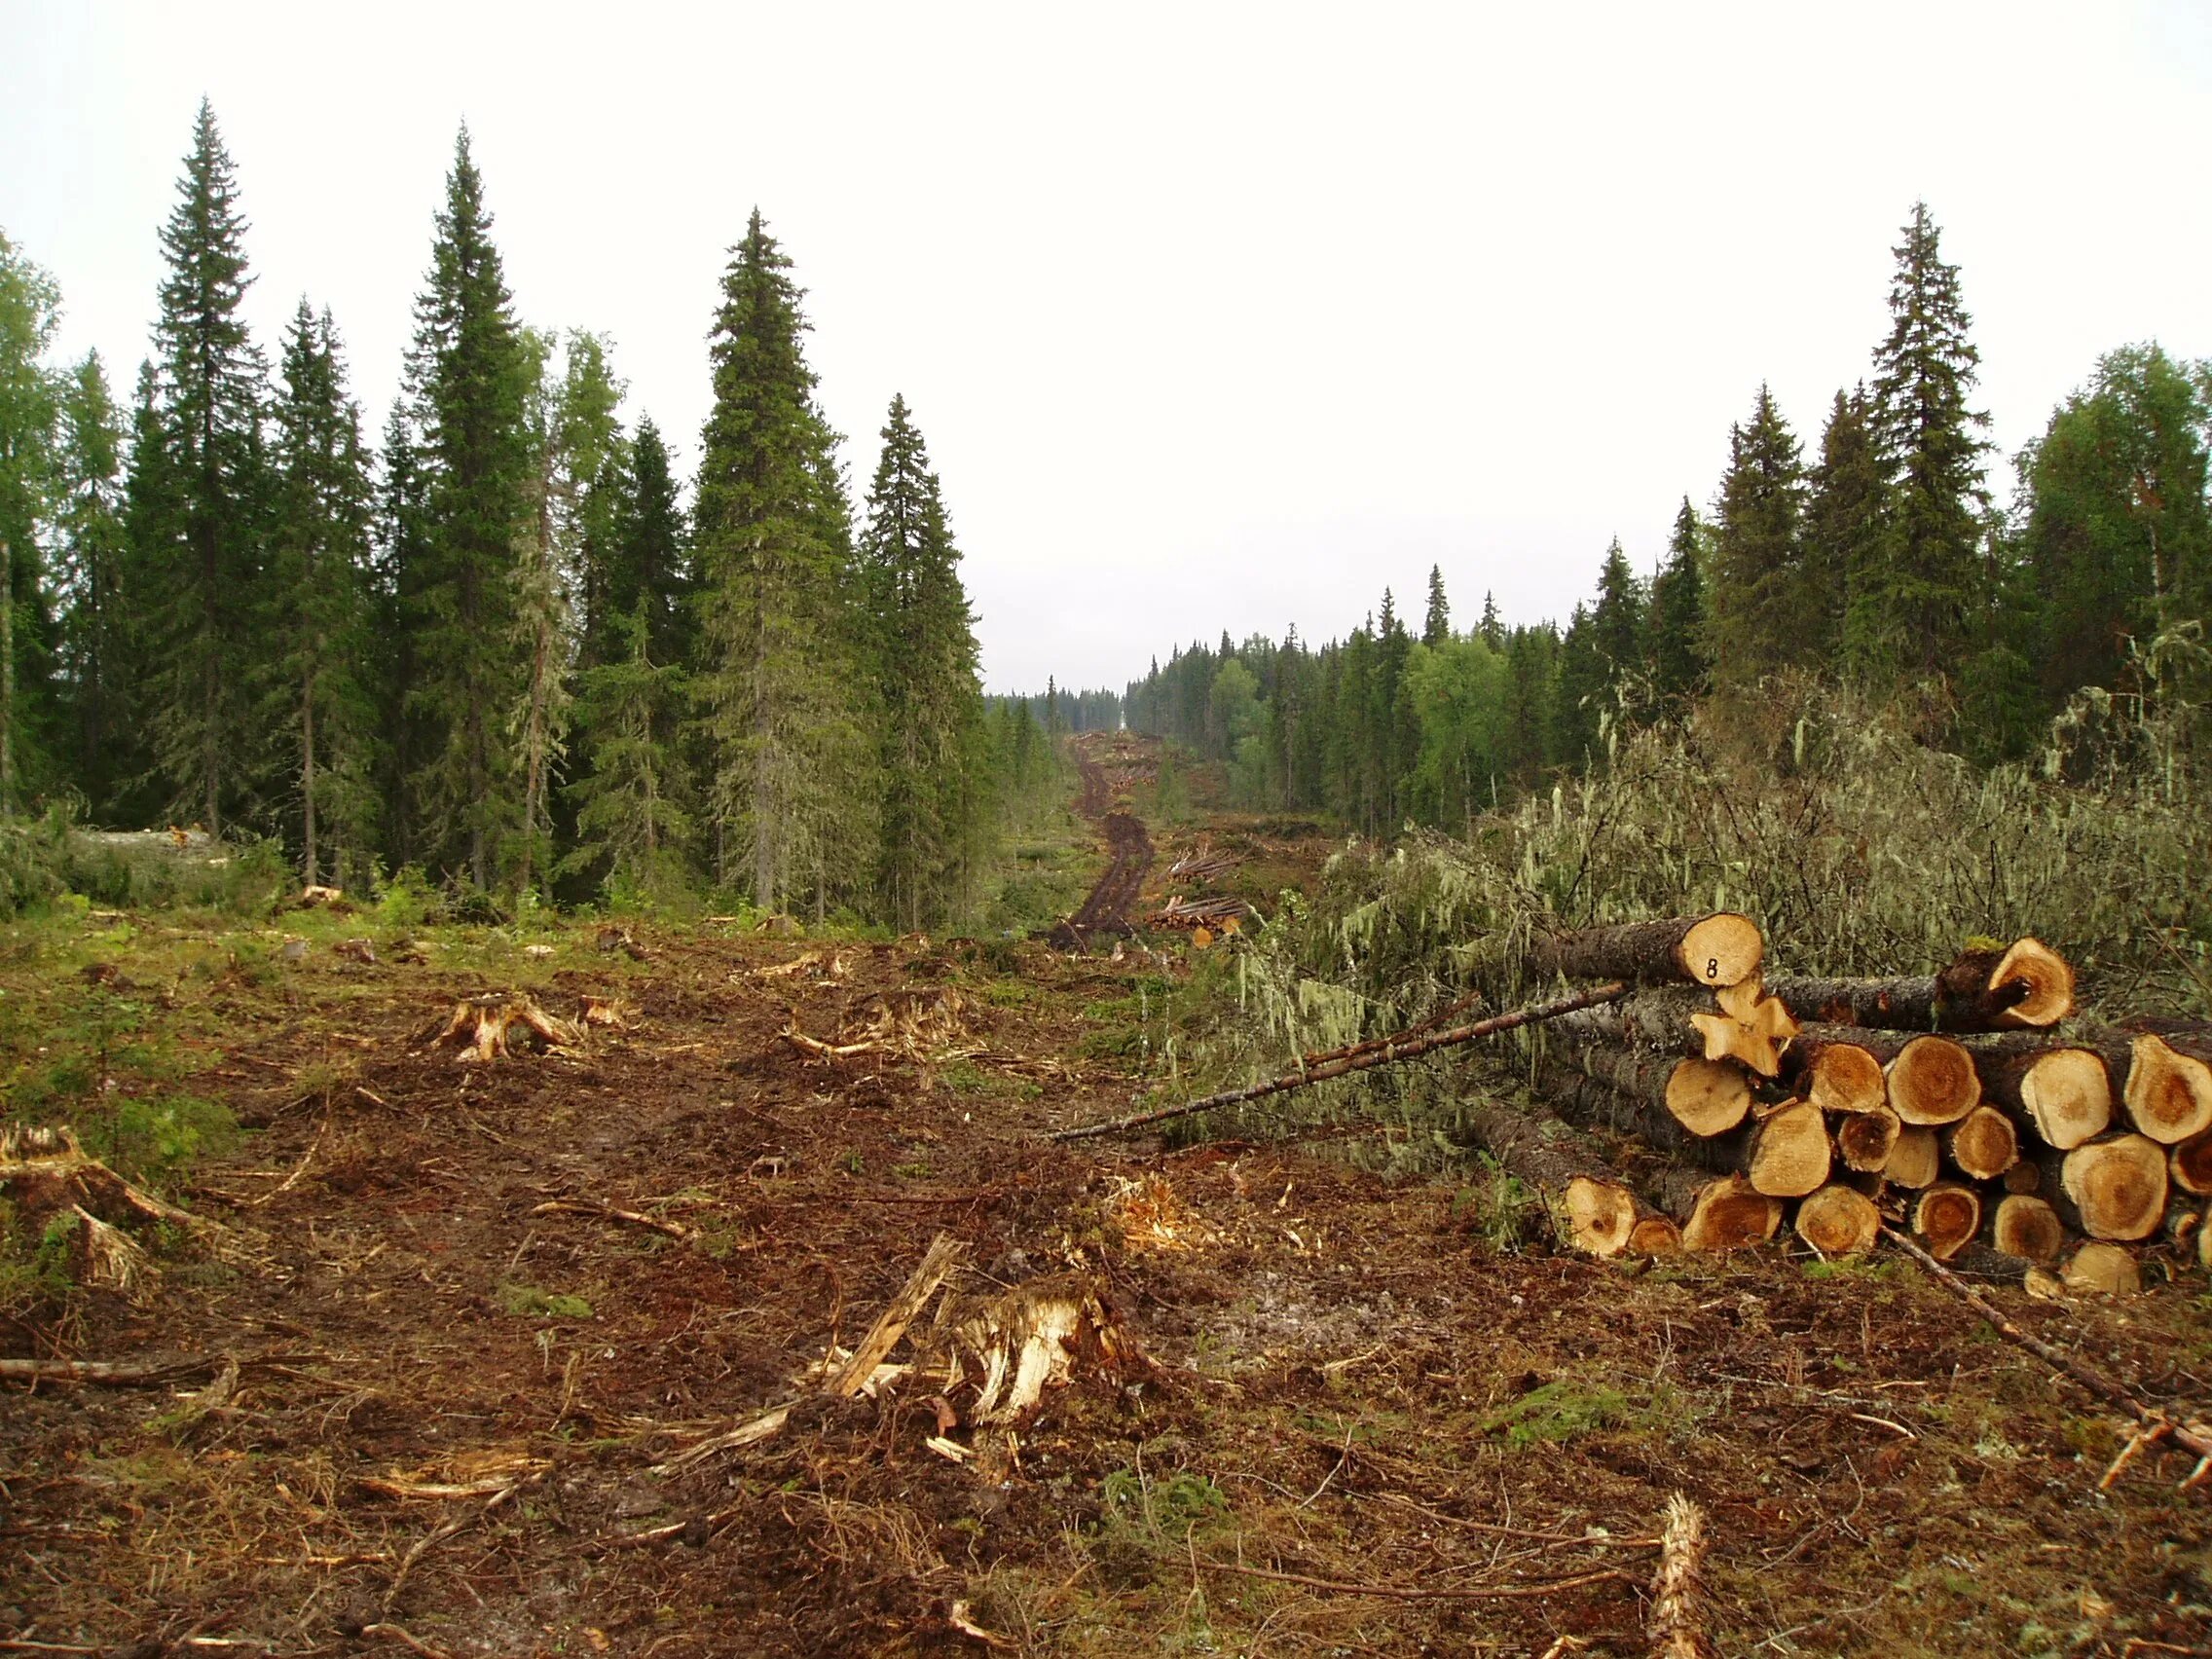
left=5, top=749, right=2211, bottom=1657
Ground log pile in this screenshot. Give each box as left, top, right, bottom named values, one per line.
left=1504, top=913, right=2212, bottom=1288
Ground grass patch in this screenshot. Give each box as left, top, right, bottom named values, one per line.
left=1481, top=1380, right=1633, bottom=1449
left=496, top=1282, right=595, bottom=1320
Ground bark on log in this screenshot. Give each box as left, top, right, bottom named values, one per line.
left=1680, top=1174, right=1782, bottom=1253
left=1527, top=913, right=1762, bottom=990
left=1554, top=984, right=1789, bottom=1078
left=1793, top=1184, right=1880, bottom=1256
left=1551, top=1043, right=1754, bottom=1139
left=1885, top=1126, right=1940, bottom=1190
left=1563, top=1176, right=1678, bottom=1259
left=1527, top=1060, right=1751, bottom=1218
left=1989, top=1195, right=2065, bottom=1266
left=1783, top=1035, right=1885, bottom=1117
left=1764, top=939, right=2073, bottom=1033
left=1957, top=1029, right=2212, bottom=1146
left=1832, top=1105, right=1901, bottom=1174
left=2033, top=1133, right=2169, bottom=1241
left=1785, top=1025, right=1979, bottom=1123
left=1453, top=1096, right=1673, bottom=1258
left=2170, top=1130, right=2212, bottom=1198
left=1943, top=1105, right=2019, bottom=1180
left=1913, top=1182, right=1984, bottom=1261
left=1973, top=1046, right=2113, bottom=1152
left=2002, top=1161, right=2041, bottom=1195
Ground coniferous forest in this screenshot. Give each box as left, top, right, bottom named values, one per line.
left=0, top=105, right=1045, bottom=927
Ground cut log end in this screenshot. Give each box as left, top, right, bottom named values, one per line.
left=1991, top=1195, right=2065, bottom=1266
left=1748, top=1101, right=1831, bottom=1198
left=2061, top=1134, right=2170, bottom=1241
left=1679, top=912, right=1763, bottom=990
left=1988, top=937, right=2075, bottom=1028
left=2002, top=1161, right=2041, bottom=1195
left=1887, top=1035, right=1981, bottom=1126
left=1885, top=1126, right=1941, bottom=1191
left=1945, top=1105, right=2019, bottom=1180
left=1629, top=1215, right=1684, bottom=1256
left=2062, top=1241, right=2142, bottom=1297
left=1793, top=1185, right=1880, bottom=1257
left=1564, top=1176, right=1640, bottom=1258
left=1666, top=1057, right=1753, bottom=1137
left=2123, top=1036, right=2212, bottom=1146
left=1834, top=1105, right=1901, bottom=1173
left=2018, top=1048, right=2113, bottom=1151
left=1681, top=1175, right=1782, bottom=1254
left=2170, top=1131, right=2212, bottom=1199
left=1803, top=1041, right=1885, bottom=1118
left=1913, top=1182, right=1984, bottom=1261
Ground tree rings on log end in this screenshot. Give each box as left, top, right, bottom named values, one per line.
left=1989, top=937, right=2075, bottom=1028
left=1945, top=1105, right=2018, bottom=1180
left=2019, top=1048, right=2112, bottom=1150
left=1991, top=1195, right=2064, bottom=1265
left=1802, top=1042, right=1885, bottom=1118
left=1885, top=1126, right=1940, bottom=1190
left=1748, top=1101, right=1830, bottom=1198
left=2123, top=1036, right=2212, bottom=1146
left=1666, top=1058, right=1751, bottom=1136
left=1629, top=1215, right=1683, bottom=1256
left=2001, top=1161, right=2041, bottom=1195
left=1564, top=1176, right=1638, bottom=1258
left=1913, top=1182, right=1984, bottom=1261
left=1679, top=913, right=1763, bottom=990
left=1834, top=1106, right=1901, bottom=1173
left=1681, top=1175, right=1781, bottom=1253
left=1887, top=1036, right=1980, bottom=1125
left=2169, top=1130, right=2212, bottom=1198
left=2062, top=1241, right=2141, bottom=1296
left=2062, top=1134, right=2169, bottom=1241
left=1794, top=1185, right=1879, bottom=1256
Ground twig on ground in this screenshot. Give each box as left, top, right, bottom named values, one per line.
left=530, top=1198, right=694, bottom=1241
left=361, top=1627, right=457, bottom=1659
left=1197, top=1560, right=1633, bottom=1602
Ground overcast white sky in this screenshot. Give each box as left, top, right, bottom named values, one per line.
left=4, top=2, right=2208, bottom=693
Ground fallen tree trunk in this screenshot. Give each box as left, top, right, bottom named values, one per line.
left=1526, top=913, right=1762, bottom=990
left=1973, top=1046, right=2113, bottom=1151
left=1788, top=1026, right=1979, bottom=1124
left=1946, top=1030, right=2208, bottom=1145
left=1523, top=1061, right=1740, bottom=1224
left=1764, top=939, right=2073, bottom=1033
left=1912, top=1182, right=1984, bottom=1261
left=1536, top=1053, right=1824, bottom=1197
left=1550, top=1042, right=1755, bottom=1138
left=2062, top=1241, right=2142, bottom=1296
left=1885, top=1126, right=1941, bottom=1190
left=1048, top=981, right=1632, bottom=1142
left=1451, top=1095, right=1676, bottom=1257
left=1784, top=1034, right=1886, bottom=1117
left=2033, top=1133, right=2170, bottom=1241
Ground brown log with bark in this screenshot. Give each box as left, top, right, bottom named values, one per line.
left=1551, top=1042, right=1754, bottom=1138
left=1989, top=1195, right=2065, bottom=1265
left=1527, top=912, right=1763, bottom=990
left=2033, top=1133, right=2170, bottom=1241
left=1525, top=1061, right=1740, bottom=1224
left=2170, top=1130, right=2212, bottom=1198
left=1832, top=1105, right=1901, bottom=1173
left=1534, top=1055, right=1822, bottom=1198
left=1958, top=1029, right=2211, bottom=1146
left=1745, top=1101, right=1832, bottom=1198
left=1783, top=1034, right=1885, bottom=1117
left=1563, top=1176, right=1681, bottom=1258
left=1972, top=1046, right=2113, bottom=1151
left=1452, top=1095, right=1674, bottom=1258
left=1793, top=1184, right=1881, bottom=1256
left=1786, top=1025, right=1979, bottom=1124
left=2062, top=1241, right=2142, bottom=1296
left=1912, top=1182, right=1984, bottom=1260
left=1764, top=938, right=2073, bottom=1033
left=1680, top=1174, right=1783, bottom=1253
left=1943, top=1104, right=2019, bottom=1180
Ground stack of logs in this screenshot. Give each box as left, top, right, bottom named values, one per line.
left=1510, top=913, right=2212, bottom=1291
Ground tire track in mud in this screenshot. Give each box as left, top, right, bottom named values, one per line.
left=1049, top=755, right=1154, bottom=948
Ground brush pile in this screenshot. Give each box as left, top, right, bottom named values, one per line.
left=1509, top=912, right=2212, bottom=1288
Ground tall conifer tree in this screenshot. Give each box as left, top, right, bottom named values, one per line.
left=1806, top=386, right=1885, bottom=672
left=1422, top=564, right=1450, bottom=645
left=1648, top=498, right=1708, bottom=703
left=1863, top=203, right=1990, bottom=680
left=0, top=230, right=61, bottom=815
left=54, top=351, right=132, bottom=814
left=1705, top=385, right=1809, bottom=685
left=409, top=128, right=534, bottom=887
left=692, top=211, right=866, bottom=914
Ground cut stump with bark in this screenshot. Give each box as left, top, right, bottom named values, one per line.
left=424, top=996, right=584, bottom=1062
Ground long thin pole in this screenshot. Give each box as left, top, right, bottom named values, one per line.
left=1049, top=980, right=1630, bottom=1142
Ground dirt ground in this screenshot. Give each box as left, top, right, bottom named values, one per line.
left=5, top=741, right=2211, bottom=1657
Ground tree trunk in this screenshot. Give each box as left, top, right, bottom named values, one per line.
left=1943, top=1104, right=2018, bottom=1180
left=1746, top=1101, right=1831, bottom=1198
left=301, top=671, right=318, bottom=887
left=2118, top=1034, right=2212, bottom=1145
left=1544, top=1044, right=1752, bottom=1141
left=1764, top=939, right=2073, bottom=1033
left=1788, top=1024, right=1978, bottom=1124
left=0, top=531, right=12, bottom=816
left=2062, top=1241, right=2141, bottom=1296
left=1833, top=1105, right=1901, bottom=1173
left=2168, top=1130, right=2212, bottom=1198
left=1989, top=1194, right=2065, bottom=1265
left=2032, top=1133, right=2169, bottom=1241
left=1793, top=1183, right=1880, bottom=1256
left=1534, top=1053, right=1817, bottom=1195
left=1513, top=1063, right=1731, bottom=1224
left=1972, top=1046, right=2111, bottom=1151
left=1526, top=912, right=1762, bottom=990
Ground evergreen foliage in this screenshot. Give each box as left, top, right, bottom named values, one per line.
left=0, top=229, right=60, bottom=814
left=1648, top=498, right=1707, bottom=703
left=1705, top=384, right=1809, bottom=685
left=1806, top=387, right=1884, bottom=672
left=52, top=352, right=131, bottom=816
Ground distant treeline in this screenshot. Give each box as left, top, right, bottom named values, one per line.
left=987, top=683, right=1124, bottom=735
left=1124, top=203, right=2212, bottom=835
left=0, top=104, right=1044, bottom=928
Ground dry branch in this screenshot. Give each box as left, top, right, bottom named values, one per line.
left=1648, top=1492, right=1718, bottom=1659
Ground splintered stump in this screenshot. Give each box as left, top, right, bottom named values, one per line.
left=1944, top=1105, right=2019, bottom=1180
left=425, top=995, right=584, bottom=1061
left=2036, top=1133, right=2169, bottom=1241
left=1528, top=912, right=1763, bottom=990
left=1794, top=1184, right=1881, bottom=1256
left=1833, top=1105, right=1902, bottom=1173
left=1682, top=1175, right=1782, bottom=1253
left=1973, top=1046, right=2113, bottom=1151
left=1913, top=1182, right=1984, bottom=1261
left=1990, top=1195, right=2066, bottom=1265
left=2063, top=1241, right=2142, bottom=1296
left=1555, top=980, right=1794, bottom=1078
left=1885, top=1126, right=1941, bottom=1191
left=1764, top=938, right=2075, bottom=1032
left=0, top=1125, right=220, bottom=1302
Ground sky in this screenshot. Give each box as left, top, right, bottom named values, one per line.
left=3, top=2, right=2208, bottom=695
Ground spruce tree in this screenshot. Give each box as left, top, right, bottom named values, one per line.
left=372, top=400, right=432, bottom=866
left=267, top=301, right=377, bottom=885
left=408, top=128, right=534, bottom=887
left=616, top=417, right=690, bottom=667
left=692, top=210, right=867, bottom=914
left=1478, top=590, right=1503, bottom=648
left=54, top=351, right=132, bottom=814
left=1862, top=203, right=1990, bottom=681
left=1705, top=384, right=1809, bottom=685
left=1422, top=563, right=1450, bottom=645
left=1647, top=498, right=1708, bottom=703
left=1591, top=537, right=1644, bottom=677
left=1806, top=387, right=1885, bottom=671
left=857, top=394, right=982, bottom=930
left=0, top=229, right=60, bottom=815
left=145, top=101, right=269, bottom=832
left=563, top=607, right=692, bottom=899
